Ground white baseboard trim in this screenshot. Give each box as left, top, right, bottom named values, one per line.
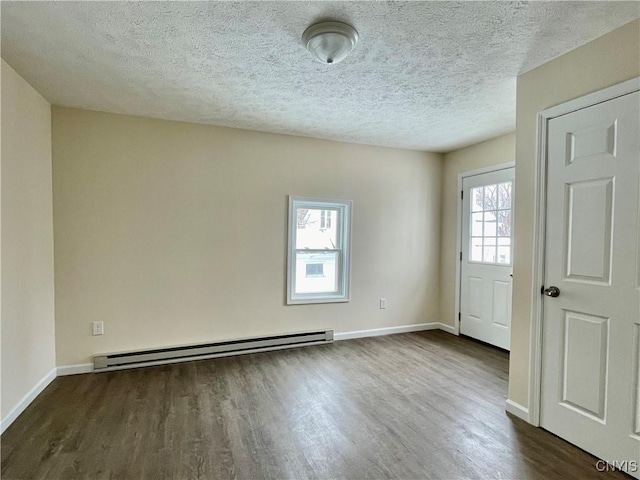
left=58, top=326, right=456, bottom=373
left=1, top=325, right=458, bottom=433
left=505, top=399, right=530, bottom=423
left=334, top=322, right=455, bottom=341
left=1, top=367, right=57, bottom=434
left=436, top=322, right=457, bottom=335
left=57, top=363, right=94, bottom=376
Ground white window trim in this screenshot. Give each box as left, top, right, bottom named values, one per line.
left=287, top=196, right=352, bottom=305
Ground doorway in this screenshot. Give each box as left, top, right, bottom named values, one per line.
left=531, top=79, right=639, bottom=477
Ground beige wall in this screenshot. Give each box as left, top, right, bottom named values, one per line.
left=1, top=61, right=56, bottom=420
left=509, top=19, right=640, bottom=408
left=439, top=133, right=515, bottom=328
left=52, top=107, right=443, bottom=366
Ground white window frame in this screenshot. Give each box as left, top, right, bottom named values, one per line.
left=287, top=196, right=352, bottom=305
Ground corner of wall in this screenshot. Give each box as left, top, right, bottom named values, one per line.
left=437, top=133, right=516, bottom=331
left=1, top=60, right=57, bottom=432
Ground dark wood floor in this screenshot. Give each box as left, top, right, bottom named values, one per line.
left=1, top=331, right=626, bottom=479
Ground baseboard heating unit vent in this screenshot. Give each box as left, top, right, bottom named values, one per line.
left=94, top=330, right=333, bottom=371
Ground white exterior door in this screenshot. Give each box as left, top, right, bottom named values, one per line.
left=460, top=167, right=514, bottom=350
left=540, top=91, right=640, bottom=477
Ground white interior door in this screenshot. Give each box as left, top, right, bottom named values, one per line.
left=541, top=91, right=640, bottom=477
left=460, top=167, right=514, bottom=350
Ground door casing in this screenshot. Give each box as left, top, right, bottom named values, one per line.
left=527, top=76, right=640, bottom=427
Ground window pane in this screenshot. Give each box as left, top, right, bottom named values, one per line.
left=483, top=237, right=497, bottom=263
left=483, top=211, right=497, bottom=236
left=466, top=181, right=512, bottom=265
left=498, top=210, right=511, bottom=237
left=472, top=187, right=484, bottom=212
left=470, top=237, right=483, bottom=262
left=484, top=184, right=497, bottom=211
left=497, top=238, right=511, bottom=264
left=471, top=213, right=483, bottom=236
left=499, top=182, right=512, bottom=209
left=295, top=251, right=338, bottom=294
left=296, top=208, right=339, bottom=249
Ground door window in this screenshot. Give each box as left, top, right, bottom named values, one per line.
left=469, top=182, right=512, bottom=264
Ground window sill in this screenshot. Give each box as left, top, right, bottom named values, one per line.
left=287, top=296, right=350, bottom=305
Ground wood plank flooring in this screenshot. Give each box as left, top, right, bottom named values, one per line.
left=1, top=331, right=626, bottom=479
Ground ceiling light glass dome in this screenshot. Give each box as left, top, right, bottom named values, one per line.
left=302, top=21, right=359, bottom=65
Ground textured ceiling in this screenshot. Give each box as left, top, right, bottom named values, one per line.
left=2, top=2, right=639, bottom=152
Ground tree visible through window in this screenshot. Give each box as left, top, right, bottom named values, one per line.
left=470, top=182, right=512, bottom=264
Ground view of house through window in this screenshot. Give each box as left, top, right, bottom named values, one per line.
left=469, top=182, right=512, bottom=264
left=296, top=208, right=338, bottom=293
left=287, top=197, right=351, bottom=304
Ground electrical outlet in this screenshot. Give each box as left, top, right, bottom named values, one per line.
left=379, top=298, right=387, bottom=309
left=92, top=321, right=104, bottom=336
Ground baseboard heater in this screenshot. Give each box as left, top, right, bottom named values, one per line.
left=93, top=329, right=334, bottom=372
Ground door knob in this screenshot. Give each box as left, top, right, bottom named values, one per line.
left=543, top=286, right=560, bottom=297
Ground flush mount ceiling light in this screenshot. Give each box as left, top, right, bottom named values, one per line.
left=302, top=21, right=359, bottom=65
